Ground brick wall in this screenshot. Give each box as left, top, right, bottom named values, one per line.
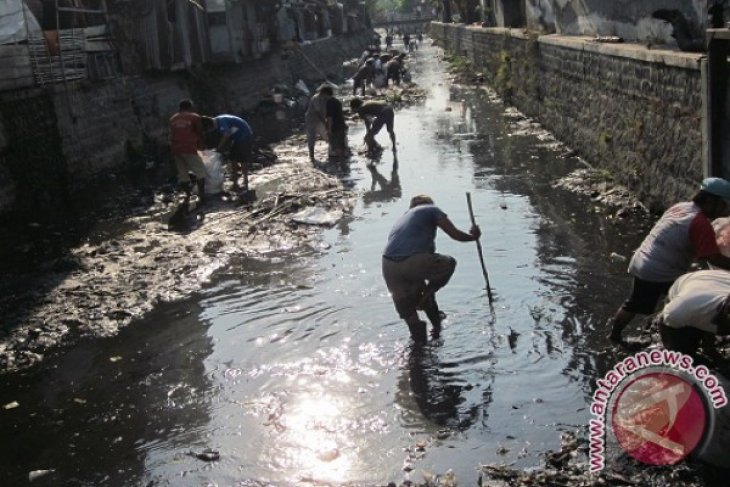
left=432, top=23, right=703, bottom=210
left=0, top=89, right=67, bottom=215
left=52, top=78, right=144, bottom=186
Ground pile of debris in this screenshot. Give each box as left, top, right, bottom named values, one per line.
left=476, top=431, right=712, bottom=487
left=553, top=168, right=649, bottom=218
left=0, top=134, right=354, bottom=372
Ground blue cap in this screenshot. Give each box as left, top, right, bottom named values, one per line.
left=701, top=177, right=730, bottom=203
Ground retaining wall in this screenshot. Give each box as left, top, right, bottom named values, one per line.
left=432, top=23, right=704, bottom=211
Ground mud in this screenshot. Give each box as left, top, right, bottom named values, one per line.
left=0, top=134, right=353, bottom=372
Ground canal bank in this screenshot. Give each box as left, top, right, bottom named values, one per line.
left=431, top=23, right=705, bottom=213
left=0, top=39, right=724, bottom=486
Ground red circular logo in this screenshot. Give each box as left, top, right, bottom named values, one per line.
left=611, top=371, right=707, bottom=465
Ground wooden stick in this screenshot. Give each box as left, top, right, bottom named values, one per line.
left=466, top=192, right=494, bottom=305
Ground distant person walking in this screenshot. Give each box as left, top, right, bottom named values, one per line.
left=608, top=178, right=730, bottom=345
left=305, top=85, right=332, bottom=162
left=382, top=195, right=481, bottom=342
left=169, top=99, right=206, bottom=203
left=202, top=114, right=253, bottom=191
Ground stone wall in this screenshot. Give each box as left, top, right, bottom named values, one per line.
left=0, top=30, right=372, bottom=217
left=524, top=0, right=709, bottom=47
left=52, top=78, right=145, bottom=187
left=0, top=88, right=67, bottom=215
left=432, top=22, right=703, bottom=210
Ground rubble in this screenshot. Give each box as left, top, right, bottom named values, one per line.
left=553, top=169, right=649, bottom=218
left=0, top=134, right=354, bottom=373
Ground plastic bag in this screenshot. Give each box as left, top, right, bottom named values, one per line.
left=291, top=206, right=343, bottom=226
left=295, top=79, right=310, bottom=96
left=200, top=150, right=224, bottom=195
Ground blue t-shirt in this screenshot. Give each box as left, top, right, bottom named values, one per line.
left=215, top=115, right=252, bottom=142
left=383, top=205, right=446, bottom=260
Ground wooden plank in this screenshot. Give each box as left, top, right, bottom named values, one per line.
left=57, top=7, right=106, bottom=14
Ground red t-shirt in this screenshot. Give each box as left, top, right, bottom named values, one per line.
left=169, top=111, right=202, bottom=155
left=629, top=201, right=720, bottom=282
left=688, top=212, right=720, bottom=259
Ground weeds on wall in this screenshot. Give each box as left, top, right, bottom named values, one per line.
left=494, top=50, right=513, bottom=102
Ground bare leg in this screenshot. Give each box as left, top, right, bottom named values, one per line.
left=422, top=294, right=443, bottom=338
left=307, top=129, right=316, bottom=161
left=231, top=163, right=241, bottom=190
left=196, top=178, right=206, bottom=204
left=404, top=313, right=427, bottom=343
left=242, top=160, right=249, bottom=191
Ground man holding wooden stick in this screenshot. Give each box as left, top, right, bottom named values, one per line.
left=382, top=195, right=481, bottom=342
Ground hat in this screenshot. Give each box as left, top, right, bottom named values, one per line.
left=701, top=177, right=730, bottom=203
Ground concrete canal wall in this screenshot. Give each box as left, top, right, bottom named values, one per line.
left=431, top=22, right=704, bottom=211
left=0, top=31, right=372, bottom=218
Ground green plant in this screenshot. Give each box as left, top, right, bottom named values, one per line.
left=495, top=50, right=513, bottom=100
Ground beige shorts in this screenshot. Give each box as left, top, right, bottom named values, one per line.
left=174, top=153, right=207, bottom=181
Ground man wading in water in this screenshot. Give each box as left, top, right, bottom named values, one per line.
left=382, top=195, right=481, bottom=342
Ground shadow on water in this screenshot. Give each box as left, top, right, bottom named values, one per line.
left=400, top=344, right=491, bottom=431
left=363, top=158, right=401, bottom=206
left=0, top=300, right=214, bottom=486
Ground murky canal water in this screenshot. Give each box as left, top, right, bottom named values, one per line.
left=1, top=42, right=652, bottom=486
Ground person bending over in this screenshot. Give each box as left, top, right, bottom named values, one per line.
left=202, top=114, right=253, bottom=191
left=350, top=98, right=396, bottom=154
left=657, top=270, right=730, bottom=359
left=609, top=178, right=730, bottom=345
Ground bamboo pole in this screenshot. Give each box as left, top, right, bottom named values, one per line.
left=466, top=192, right=494, bottom=305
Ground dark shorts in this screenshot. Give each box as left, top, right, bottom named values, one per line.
left=659, top=319, right=703, bottom=356
left=330, top=128, right=347, bottom=153
left=228, top=137, right=252, bottom=163
left=371, top=108, right=394, bottom=136
left=621, top=277, right=673, bottom=315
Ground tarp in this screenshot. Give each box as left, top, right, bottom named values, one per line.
left=0, top=0, right=41, bottom=45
